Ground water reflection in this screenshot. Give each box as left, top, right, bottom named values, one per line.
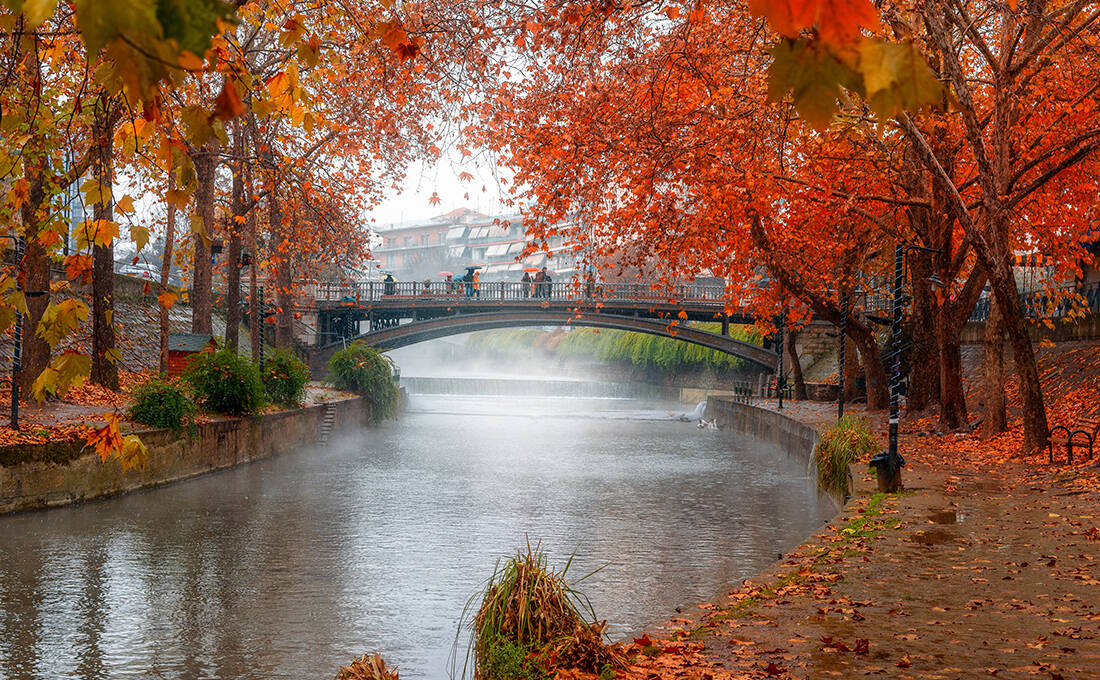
left=0, top=395, right=832, bottom=680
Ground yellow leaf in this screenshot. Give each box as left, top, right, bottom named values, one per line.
left=37, top=298, right=89, bottom=348
left=80, top=177, right=112, bottom=206
left=21, top=0, right=58, bottom=28
left=116, top=195, right=136, bottom=214
left=118, top=435, right=148, bottom=472
left=130, top=224, right=150, bottom=252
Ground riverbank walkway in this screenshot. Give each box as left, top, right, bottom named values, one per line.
left=604, top=347, right=1100, bottom=679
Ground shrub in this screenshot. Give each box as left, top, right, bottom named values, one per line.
left=182, top=347, right=266, bottom=416
left=463, top=545, right=624, bottom=680
left=263, top=348, right=310, bottom=407
left=128, top=376, right=194, bottom=430
left=812, top=415, right=880, bottom=497
left=328, top=342, right=399, bottom=422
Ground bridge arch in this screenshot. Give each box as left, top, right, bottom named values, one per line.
left=310, top=311, right=778, bottom=373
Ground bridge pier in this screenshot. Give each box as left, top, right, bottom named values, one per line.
left=721, top=316, right=729, bottom=337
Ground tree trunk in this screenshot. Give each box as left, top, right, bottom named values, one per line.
left=273, top=208, right=295, bottom=348
left=981, top=296, right=1007, bottom=438
left=18, top=166, right=50, bottom=396
left=852, top=326, right=889, bottom=410
left=225, top=123, right=245, bottom=350
left=159, top=170, right=177, bottom=374
left=906, top=273, right=940, bottom=413
left=935, top=305, right=967, bottom=430
left=90, top=98, right=119, bottom=391
left=249, top=208, right=260, bottom=361
left=842, top=333, right=861, bottom=403
left=990, top=266, right=1047, bottom=450
left=786, top=327, right=808, bottom=400
left=190, top=140, right=218, bottom=336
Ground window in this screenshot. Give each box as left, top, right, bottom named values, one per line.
left=421, top=233, right=430, bottom=245
left=438, top=231, right=446, bottom=243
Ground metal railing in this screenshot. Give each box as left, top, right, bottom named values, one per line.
left=969, top=281, right=1100, bottom=322
left=309, top=280, right=732, bottom=305
left=731, top=381, right=754, bottom=404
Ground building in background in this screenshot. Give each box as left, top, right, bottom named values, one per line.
left=371, top=208, right=580, bottom=282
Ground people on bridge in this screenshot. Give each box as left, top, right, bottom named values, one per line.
left=422, top=279, right=432, bottom=295
left=463, top=269, right=474, bottom=298
left=472, top=269, right=481, bottom=298
left=445, top=274, right=455, bottom=295
left=541, top=266, right=552, bottom=298
left=383, top=273, right=396, bottom=296
left=521, top=271, right=532, bottom=298
left=533, top=268, right=545, bottom=298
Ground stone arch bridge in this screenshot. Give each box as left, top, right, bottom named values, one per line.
left=300, top=280, right=779, bottom=374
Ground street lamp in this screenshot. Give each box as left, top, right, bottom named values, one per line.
left=871, top=243, right=943, bottom=492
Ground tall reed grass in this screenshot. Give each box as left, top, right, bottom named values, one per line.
left=458, top=544, right=623, bottom=680
left=812, top=415, right=880, bottom=498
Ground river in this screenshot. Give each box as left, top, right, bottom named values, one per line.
left=0, top=386, right=833, bottom=680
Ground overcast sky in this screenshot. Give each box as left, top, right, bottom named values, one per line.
left=365, top=152, right=514, bottom=228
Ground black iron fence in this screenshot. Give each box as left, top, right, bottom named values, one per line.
left=969, top=281, right=1100, bottom=322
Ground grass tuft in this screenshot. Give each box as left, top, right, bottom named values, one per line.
left=460, top=543, right=624, bottom=679
left=335, top=653, right=398, bottom=680
left=812, top=415, right=879, bottom=497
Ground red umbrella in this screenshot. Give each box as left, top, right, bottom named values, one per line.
left=439, top=270, right=454, bottom=277
left=522, top=266, right=540, bottom=273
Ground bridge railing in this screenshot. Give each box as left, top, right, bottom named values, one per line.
left=968, top=281, right=1100, bottom=322
left=311, top=280, right=732, bottom=305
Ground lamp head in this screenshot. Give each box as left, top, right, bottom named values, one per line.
left=927, top=273, right=945, bottom=292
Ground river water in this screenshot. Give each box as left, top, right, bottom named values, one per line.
left=0, top=390, right=833, bottom=680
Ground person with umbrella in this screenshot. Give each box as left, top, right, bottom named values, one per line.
left=440, top=271, right=455, bottom=295
left=532, top=266, right=545, bottom=298
left=383, top=272, right=396, bottom=296
left=521, top=270, right=532, bottom=298
left=541, top=266, right=553, bottom=298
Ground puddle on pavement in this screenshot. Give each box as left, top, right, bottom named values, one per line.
left=928, top=509, right=959, bottom=524
left=909, top=527, right=957, bottom=545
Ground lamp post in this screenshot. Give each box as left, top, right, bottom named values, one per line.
left=775, top=322, right=784, bottom=410
left=838, top=291, right=848, bottom=420
left=872, top=243, right=943, bottom=492
left=10, top=236, right=23, bottom=430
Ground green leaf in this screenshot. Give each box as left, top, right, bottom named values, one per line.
left=37, top=298, right=89, bottom=348
left=856, top=39, right=944, bottom=119
left=768, top=38, right=859, bottom=130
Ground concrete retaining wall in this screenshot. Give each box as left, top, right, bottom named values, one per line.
left=706, top=397, right=846, bottom=509
left=0, top=397, right=372, bottom=515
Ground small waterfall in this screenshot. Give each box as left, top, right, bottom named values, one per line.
left=689, top=400, right=707, bottom=420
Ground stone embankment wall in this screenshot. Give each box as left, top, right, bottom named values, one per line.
left=0, top=397, right=372, bottom=515
left=705, top=397, right=845, bottom=509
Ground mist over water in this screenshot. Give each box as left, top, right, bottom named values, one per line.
left=0, top=339, right=833, bottom=680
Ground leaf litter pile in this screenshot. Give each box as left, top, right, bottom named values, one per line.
left=526, top=343, right=1100, bottom=679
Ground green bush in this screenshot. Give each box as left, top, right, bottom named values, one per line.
left=263, top=348, right=310, bottom=407
left=812, top=415, right=880, bottom=498
left=328, top=341, right=399, bottom=422
left=128, top=376, right=194, bottom=430
left=182, top=347, right=266, bottom=416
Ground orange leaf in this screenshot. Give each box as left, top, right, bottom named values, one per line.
left=158, top=291, right=178, bottom=309
left=213, top=80, right=247, bottom=120
left=87, top=413, right=123, bottom=464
